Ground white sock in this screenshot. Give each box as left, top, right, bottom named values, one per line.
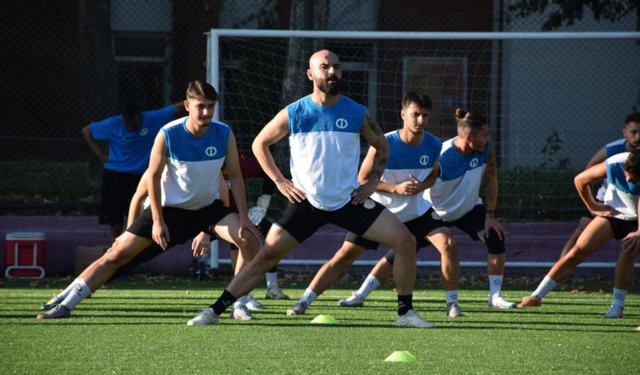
left=299, top=288, right=317, bottom=306
left=233, top=294, right=249, bottom=309
left=445, top=290, right=459, bottom=305
left=531, top=275, right=557, bottom=300
left=612, top=288, right=627, bottom=309
left=356, top=274, right=381, bottom=299
left=60, top=279, right=92, bottom=310
left=52, top=279, right=81, bottom=301
left=488, top=275, right=503, bottom=299
left=265, top=272, right=278, bottom=289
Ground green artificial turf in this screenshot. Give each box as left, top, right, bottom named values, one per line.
left=1, top=276, right=639, bottom=374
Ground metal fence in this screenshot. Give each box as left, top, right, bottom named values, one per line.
left=1, top=0, right=639, bottom=221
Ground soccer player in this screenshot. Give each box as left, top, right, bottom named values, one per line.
left=285, top=92, right=464, bottom=318
left=556, top=112, right=640, bottom=318
left=82, top=100, right=186, bottom=243
left=518, top=150, right=640, bottom=308
left=37, top=81, right=259, bottom=320
left=338, top=108, right=516, bottom=310
left=187, top=49, right=434, bottom=328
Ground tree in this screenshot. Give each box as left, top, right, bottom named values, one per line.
left=508, top=0, right=639, bottom=31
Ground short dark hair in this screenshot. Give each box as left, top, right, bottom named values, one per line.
left=623, top=150, right=640, bottom=177
left=402, top=92, right=432, bottom=110
left=186, top=80, right=218, bottom=101
left=121, top=102, right=140, bottom=120
left=625, top=111, right=640, bottom=125
left=455, top=108, right=487, bottom=134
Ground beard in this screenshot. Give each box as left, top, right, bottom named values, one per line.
left=318, top=76, right=340, bottom=96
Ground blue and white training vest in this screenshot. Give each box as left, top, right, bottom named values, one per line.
left=287, top=95, right=366, bottom=211
left=604, top=152, right=640, bottom=221
left=160, top=117, right=230, bottom=210
left=427, top=138, right=491, bottom=222
left=371, top=130, right=442, bottom=222
left=596, top=138, right=627, bottom=202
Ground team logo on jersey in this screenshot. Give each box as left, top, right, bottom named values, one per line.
left=420, top=155, right=429, bottom=166
left=205, top=147, right=217, bottom=157
left=139, top=128, right=148, bottom=136
left=335, top=118, right=348, bottom=129
left=470, top=158, right=479, bottom=168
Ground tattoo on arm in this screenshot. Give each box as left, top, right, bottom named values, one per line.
left=366, top=112, right=382, bottom=136
left=370, top=147, right=388, bottom=182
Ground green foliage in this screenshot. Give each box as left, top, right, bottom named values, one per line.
left=0, top=161, right=98, bottom=201
left=508, top=0, right=639, bottom=31
left=496, top=168, right=585, bottom=221
left=1, top=278, right=639, bottom=374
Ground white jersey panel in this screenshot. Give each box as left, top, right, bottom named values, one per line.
left=289, top=131, right=360, bottom=210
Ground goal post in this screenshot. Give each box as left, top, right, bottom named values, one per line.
left=206, top=29, right=640, bottom=269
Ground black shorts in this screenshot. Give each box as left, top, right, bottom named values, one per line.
left=99, top=168, right=143, bottom=225
left=126, top=199, right=235, bottom=249
left=604, top=217, right=638, bottom=240
left=274, top=199, right=385, bottom=244
left=345, top=207, right=445, bottom=251
left=445, top=204, right=505, bottom=254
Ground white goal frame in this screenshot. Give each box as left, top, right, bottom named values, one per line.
left=205, top=29, right=640, bottom=269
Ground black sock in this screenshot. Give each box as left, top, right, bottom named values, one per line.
left=210, top=289, right=237, bottom=315
left=398, top=294, right=413, bottom=315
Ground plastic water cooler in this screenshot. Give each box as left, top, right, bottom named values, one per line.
left=5, top=232, right=46, bottom=278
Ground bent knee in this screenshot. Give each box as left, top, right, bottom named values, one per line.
left=565, top=248, right=589, bottom=264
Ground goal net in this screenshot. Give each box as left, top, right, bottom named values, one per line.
left=206, top=29, right=640, bottom=268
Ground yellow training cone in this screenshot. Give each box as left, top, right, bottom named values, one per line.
left=385, top=351, right=418, bottom=363
left=310, top=314, right=337, bottom=324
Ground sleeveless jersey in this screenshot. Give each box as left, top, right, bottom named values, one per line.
left=287, top=95, right=366, bottom=211
left=604, top=152, right=640, bottom=221
left=596, top=138, right=627, bottom=202
left=371, top=130, right=442, bottom=222
left=160, top=117, right=230, bottom=210
left=427, top=137, right=491, bottom=222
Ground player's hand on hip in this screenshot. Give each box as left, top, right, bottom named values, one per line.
left=589, top=203, right=621, bottom=218
left=191, top=232, right=211, bottom=257
left=152, top=221, right=170, bottom=250
left=276, top=177, right=305, bottom=204
left=351, top=180, right=376, bottom=204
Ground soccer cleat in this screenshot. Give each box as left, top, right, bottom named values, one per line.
left=517, top=296, right=542, bottom=308
left=265, top=286, right=290, bottom=300
left=286, top=302, right=308, bottom=316
left=396, top=309, right=436, bottom=328
left=41, top=293, right=65, bottom=310
left=37, top=305, right=71, bottom=320
left=245, top=294, right=266, bottom=312
left=604, top=305, right=624, bottom=319
left=337, top=292, right=365, bottom=307
left=488, top=295, right=517, bottom=309
left=230, top=306, right=256, bottom=321
left=187, top=308, right=219, bottom=326
left=446, top=302, right=464, bottom=317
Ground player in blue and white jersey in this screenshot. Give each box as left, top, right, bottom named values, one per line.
left=82, top=100, right=186, bottom=243
left=555, top=112, right=640, bottom=318
left=284, top=92, right=463, bottom=319
left=189, top=50, right=433, bottom=328
left=341, top=108, right=516, bottom=311
left=559, top=113, right=640, bottom=259
left=38, top=81, right=259, bottom=320
left=519, top=150, right=640, bottom=308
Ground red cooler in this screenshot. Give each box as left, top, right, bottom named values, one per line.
left=5, top=232, right=46, bottom=279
